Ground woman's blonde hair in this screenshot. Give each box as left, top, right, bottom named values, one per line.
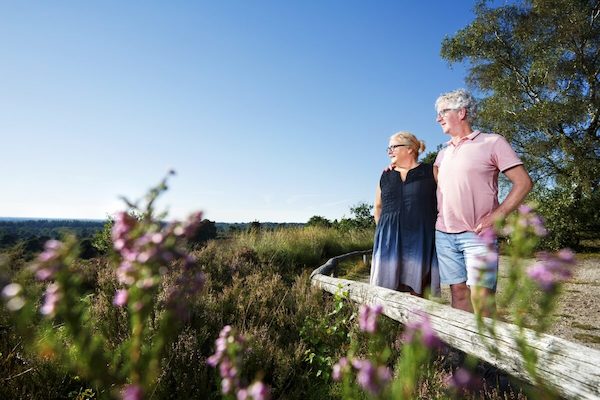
left=390, top=131, right=426, bottom=155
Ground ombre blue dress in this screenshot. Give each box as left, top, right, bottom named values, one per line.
left=370, top=164, right=440, bottom=296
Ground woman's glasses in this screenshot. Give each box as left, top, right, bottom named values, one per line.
left=387, top=144, right=410, bottom=153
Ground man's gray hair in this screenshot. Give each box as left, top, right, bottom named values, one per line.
left=435, top=89, right=478, bottom=123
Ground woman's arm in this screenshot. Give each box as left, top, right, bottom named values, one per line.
left=374, top=183, right=382, bottom=225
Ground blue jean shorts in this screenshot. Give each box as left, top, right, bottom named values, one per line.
left=435, top=230, right=498, bottom=290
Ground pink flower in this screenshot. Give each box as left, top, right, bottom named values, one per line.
left=446, top=367, right=480, bottom=391
left=41, top=283, right=61, bottom=316
left=527, top=249, right=576, bottom=291
left=351, top=358, right=390, bottom=395
left=358, top=304, right=383, bottom=333
left=478, top=227, right=497, bottom=246
left=402, top=313, right=442, bottom=349
left=332, top=357, right=349, bottom=381
left=247, top=381, right=270, bottom=400
left=113, top=289, right=128, bottom=307
left=121, top=384, right=143, bottom=400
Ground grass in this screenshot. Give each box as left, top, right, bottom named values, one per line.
left=573, top=333, right=600, bottom=344
left=571, top=322, right=599, bottom=331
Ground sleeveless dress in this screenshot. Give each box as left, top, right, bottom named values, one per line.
left=369, top=163, right=440, bottom=295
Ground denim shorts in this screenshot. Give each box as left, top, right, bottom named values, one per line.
left=435, top=230, right=498, bottom=290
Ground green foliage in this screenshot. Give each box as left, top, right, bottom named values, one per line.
left=334, top=202, right=375, bottom=232
left=441, top=0, right=600, bottom=245
left=300, top=288, right=354, bottom=382
left=91, top=217, right=114, bottom=255
left=307, top=215, right=333, bottom=228
left=420, top=144, right=443, bottom=165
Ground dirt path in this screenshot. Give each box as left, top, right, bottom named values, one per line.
left=438, top=255, right=600, bottom=350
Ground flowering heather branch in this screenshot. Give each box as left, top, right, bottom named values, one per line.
left=1, top=173, right=212, bottom=399
left=527, top=249, right=576, bottom=292
left=207, top=325, right=271, bottom=400
left=358, top=304, right=383, bottom=334
left=402, top=313, right=442, bottom=350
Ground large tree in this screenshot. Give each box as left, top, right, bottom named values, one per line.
left=441, top=0, right=600, bottom=245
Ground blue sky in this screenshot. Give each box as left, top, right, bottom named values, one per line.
left=1, top=1, right=478, bottom=222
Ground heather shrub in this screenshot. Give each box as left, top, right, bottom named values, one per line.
left=233, top=226, right=373, bottom=275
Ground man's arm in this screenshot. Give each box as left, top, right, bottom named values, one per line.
left=374, top=184, right=382, bottom=225
left=474, top=165, right=533, bottom=233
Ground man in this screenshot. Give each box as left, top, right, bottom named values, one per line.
left=433, top=89, right=532, bottom=316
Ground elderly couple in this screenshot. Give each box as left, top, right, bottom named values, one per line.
left=369, top=89, right=533, bottom=316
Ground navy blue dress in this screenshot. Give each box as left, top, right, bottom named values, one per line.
left=369, top=163, right=440, bottom=295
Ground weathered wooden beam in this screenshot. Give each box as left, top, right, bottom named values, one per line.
left=311, top=256, right=600, bottom=400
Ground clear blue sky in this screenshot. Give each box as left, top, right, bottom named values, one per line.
left=1, top=1, right=478, bottom=223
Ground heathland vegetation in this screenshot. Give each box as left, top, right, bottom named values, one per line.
left=1, top=1, right=599, bottom=398
left=0, top=173, right=590, bottom=400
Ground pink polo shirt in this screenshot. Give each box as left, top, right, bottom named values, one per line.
left=434, top=131, right=523, bottom=233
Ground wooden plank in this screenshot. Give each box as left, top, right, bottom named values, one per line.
left=311, top=269, right=600, bottom=400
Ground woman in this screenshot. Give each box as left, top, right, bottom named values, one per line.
left=369, top=131, right=440, bottom=297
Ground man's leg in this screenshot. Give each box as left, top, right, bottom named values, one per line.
left=450, top=282, right=473, bottom=312
left=435, top=231, right=470, bottom=310
left=471, top=286, right=496, bottom=317
left=458, top=232, right=499, bottom=317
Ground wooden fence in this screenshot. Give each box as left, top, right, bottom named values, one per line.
left=310, top=250, right=600, bottom=400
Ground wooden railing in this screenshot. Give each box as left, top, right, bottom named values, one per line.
left=310, top=250, right=600, bottom=400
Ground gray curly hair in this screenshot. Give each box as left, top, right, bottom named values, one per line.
left=435, top=89, right=478, bottom=124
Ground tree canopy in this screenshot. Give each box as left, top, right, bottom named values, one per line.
left=441, top=0, right=600, bottom=246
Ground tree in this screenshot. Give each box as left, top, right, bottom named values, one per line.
left=306, top=215, right=332, bottom=228
left=188, top=219, right=218, bottom=247
left=349, top=202, right=375, bottom=230
left=441, top=0, right=600, bottom=246
left=248, top=221, right=262, bottom=233
left=420, top=144, right=444, bottom=165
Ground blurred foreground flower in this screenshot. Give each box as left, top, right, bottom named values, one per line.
left=208, top=325, right=271, bottom=400
left=527, top=249, right=576, bottom=291
left=358, top=303, right=383, bottom=333
left=402, top=313, right=442, bottom=349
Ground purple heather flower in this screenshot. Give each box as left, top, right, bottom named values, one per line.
left=515, top=204, right=548, bottom=237
left=558, top=248, right=575, bottom=264
left=527, top=264, right=554, bottom=290
left=222, top=377, right=234, bottom=394
left=402, top=313, right=442, bottom=349
left=208, top=325, right=250, bottom=396
left=116, top=261, right=136, bottom=285
left=40, top=283, right=61, bottom=316
left=113, top=289, right=128, bottom=307
left=247, top=381, right=270, bottom=400
left=351, top=358, right=390, bottom=395
left=446, top=367, right=480, bottom=391
left=478, top=227, right=497, bottom=246
left=35, top=267, right=57, bottom=281
left=1, top=283, right=22, bottom=298
left=2, top=283, right=25, bottom=312
left=527, top=249, right=576, bottom=291
left=121, top=384, right=143, bottom=400
left=207, top=353, right=220, bottom=367
left=237, top=388, right=248, bottom=400
left=358, top=304, right=383, bottom=333
left=332, top=357, right=349, bottom=381
left=518, top=204, right=532, bottom=215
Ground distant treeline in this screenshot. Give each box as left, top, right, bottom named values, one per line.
left=0, top=219, right=105, bottom=249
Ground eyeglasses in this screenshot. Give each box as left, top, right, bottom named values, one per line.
left=387, top=144, right=410, bottom=153
left=436, top=108, right=458, bottom=118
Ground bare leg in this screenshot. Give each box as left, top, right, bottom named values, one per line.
left=450, top=283, right=473, bottom=313
left=471, top=286, right=496, bottom=317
